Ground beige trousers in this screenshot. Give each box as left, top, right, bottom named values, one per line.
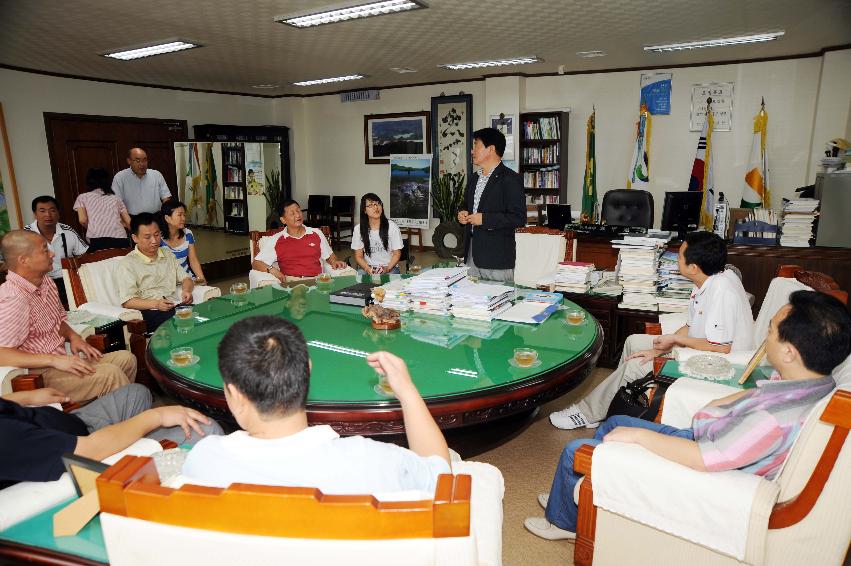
left=33, top=350, right=137, bottom=403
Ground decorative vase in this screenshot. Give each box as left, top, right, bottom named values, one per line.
left=432, top=220, right=466, bottom=259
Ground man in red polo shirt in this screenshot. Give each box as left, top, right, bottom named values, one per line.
left=252, top=200, right=347, bottom=281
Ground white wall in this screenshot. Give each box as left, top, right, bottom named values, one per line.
left=524, top=57, right=826, bottom=224
left=808, top=49, right=851, bottom=179
left=298, top=81, right=485, bottom=245
left=0, top=68, right=297, bottom=228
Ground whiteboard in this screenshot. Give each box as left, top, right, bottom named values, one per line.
left=690, top=83, right=734, bottom=131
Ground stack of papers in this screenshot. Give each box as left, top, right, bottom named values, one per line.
left=656, top=250, right=692, bottom=313
left=780, top=198, right=819, bottom=247
left=591, top=271, right=622, bottom=297
left=614, top=236, right=667, bottom=311
left=449, top=281, right=514, bottom=321
left=496, top=300, right=560, bottom=324
left=407, top=267, right=468, bottom=316
left=554, top=261, right=595, bottom=293
left=372, top=278, right=411, bottom=312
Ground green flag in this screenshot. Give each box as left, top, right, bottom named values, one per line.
left=580, top=111, right=597, bottom=222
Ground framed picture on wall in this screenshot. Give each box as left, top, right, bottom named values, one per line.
left=431, top=94, right=473, bottom=183
left=364, top=112, right=431, bottom=164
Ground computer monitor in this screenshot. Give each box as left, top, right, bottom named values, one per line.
left=661, top=191, right=703, bottom=241
left=545, top=204, right=572, bottom=230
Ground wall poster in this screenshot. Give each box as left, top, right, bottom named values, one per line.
left=389, top=154, right=432, bottom=229
left=690, top=83, right=734, bottom=131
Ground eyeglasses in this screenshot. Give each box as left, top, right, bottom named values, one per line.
left=365, top=202, right=382, bottom=208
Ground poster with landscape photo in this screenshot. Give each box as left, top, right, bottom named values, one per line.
left=389, top=154, right=432, bottom=228
left=365, top=112, right=430, bottom=164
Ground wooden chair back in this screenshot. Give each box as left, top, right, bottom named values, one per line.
left=775, top=264, right=848, bottom=304
left=98, top=455, right=471, bottom=540
left=62, top=248, right=131, bottom=308
left=515, top=226, right=576, bottom=262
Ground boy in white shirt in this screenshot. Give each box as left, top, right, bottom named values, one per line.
left=183, top=316, right=451, bottom=494
left=550, top=231, right=754, bottom=429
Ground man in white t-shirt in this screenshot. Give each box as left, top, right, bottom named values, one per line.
left=251, top=200, right=347, bottom=280
left=550, top=231, right=754, bottom=429
left=182, top=316, right=451, bottom=494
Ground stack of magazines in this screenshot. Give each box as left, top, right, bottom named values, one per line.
left=614, top=236, right=668, bottom=311
left=408, top=267, right=468, bottom=316
left=779, top=198, right=819, bottom=247
left=554, top=261, right=595, bottom=293
left=656, top=250, right=691, bottom=313
left=372, top=278, right=411, bottom=312
left=449, top=281, right=514, bottom=321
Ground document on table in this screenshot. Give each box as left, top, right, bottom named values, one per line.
left=496, top=301, right=559, bottom=324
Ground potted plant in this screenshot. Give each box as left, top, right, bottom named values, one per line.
left=263, top=169, right=284, bottom=228
left=431, top=171, right=466, bottom=259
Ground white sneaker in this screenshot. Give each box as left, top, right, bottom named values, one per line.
left=549, top=405, right=598, bottom=430
left=524, top=517, right=576, bottom=541
left=537, top=492, right=549, bottom=509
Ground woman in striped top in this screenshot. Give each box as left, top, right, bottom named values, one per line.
left=158, top=200, right=207, bottom=284
left=73, top=168, right=131, bottom=252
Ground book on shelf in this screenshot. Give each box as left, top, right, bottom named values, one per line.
left=522, top=117, right=561, bottom=140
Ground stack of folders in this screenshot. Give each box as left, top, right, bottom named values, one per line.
left=372, top=278, right=411, bottom=312
left=779, top=198, right=819, bottom=247
left=614, top=235, right=668, bottom=311
left=554, top=261, right=595, bottom=293
left=449, top=281, right=514, bottom=321
left=656, top=250, right=691, bottom=313
left=408, top=267, right=468, bottom=316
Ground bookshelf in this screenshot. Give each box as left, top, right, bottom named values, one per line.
left=518, top=111, right=569, bottom=207
left=222, top=143, right=247, bottom=234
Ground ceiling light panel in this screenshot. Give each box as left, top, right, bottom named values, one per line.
left=293, top=74, right=365, bottom=86
left=104, top=40, right=200, bottom=60
left=278, top=0, right=425, bottom=28
left=644, top=31, right=785, bottom=52
left=576, top=50, right=606, bottom=58
left=439, top=56, right=540, bottom=70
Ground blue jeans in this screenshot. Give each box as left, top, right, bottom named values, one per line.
left=544, top=415, right=694, bottom=532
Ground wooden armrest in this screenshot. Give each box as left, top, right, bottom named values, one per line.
left=574, top=444, right=597, bottom=566
left=645, top=322, right=662, bottom=335
left=10, top=374, right=44, bottom=392
left=85, top=334, right=107, bottom=353
left=159, top=439, right=179, bottom=450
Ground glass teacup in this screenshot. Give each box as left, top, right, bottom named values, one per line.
left=175, top=305, right=193, bottom=320
left=230, top=282, right=248, bottom=295
left=170, top=346, right=194, bottom=366
left=513, top=347, right=538, bottom=367
left=566, top=310, right=586, bottom=325
left=409, top=264, right=422, bottom=275
left=317, top=273, right=332, bottom=284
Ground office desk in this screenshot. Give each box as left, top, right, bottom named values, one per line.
left=147, top=276, right=602, bottom=437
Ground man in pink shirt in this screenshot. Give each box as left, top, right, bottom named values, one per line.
left=0, top=231, right=136, bottom=402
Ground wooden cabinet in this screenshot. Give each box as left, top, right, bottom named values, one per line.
left=616, top=308, right=660, bottom=354
left=563, top=293, right=620, bottom=368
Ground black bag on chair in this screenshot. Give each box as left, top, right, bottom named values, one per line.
left=605, top=372, right=670, bottom=422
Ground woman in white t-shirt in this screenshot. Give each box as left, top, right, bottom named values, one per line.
left=351, top=193, right=403, bottom=274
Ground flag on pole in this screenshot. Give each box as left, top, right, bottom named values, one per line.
left=689, top=107, right=715, bottom=230
left=627, top=104, right=651, bottom=190
left=185, top=143, right=205, bottom=224
left=741, top=101, right=769, bottom=208
left=580, top=110, right=597, bottom=222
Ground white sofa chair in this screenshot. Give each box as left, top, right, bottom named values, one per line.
left=0, top=437, right=164, bottom=531
left=248, top=227, right=355, bottom=289
left=98, top=456, right=505, bottom=566
left=573, top=377, right=851, bottom=566
left=513, top=226, right=575, bottom=289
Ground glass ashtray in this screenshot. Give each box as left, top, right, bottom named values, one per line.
left=152, top=447, right=190, bottom=483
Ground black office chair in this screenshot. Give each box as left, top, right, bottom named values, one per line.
left=601, top=189, right=654, bottom=228
left=306, top=195, right=331, bottom=227
left=330, top=195, right=356, bottom=247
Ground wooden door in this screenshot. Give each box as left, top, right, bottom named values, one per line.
left=44, top=114, right=188, bottom=234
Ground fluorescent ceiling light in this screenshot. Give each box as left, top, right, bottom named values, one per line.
left=251, top=84, right=279, bottom=89
left=278, top=0, right=425, bottom=28
left=439, top=56, right=540, bottom=70
left=293, top=74, right=365, bottom=86
left=644, top=31, right=784, bottom=52
left=104, top=40, right=200, bottom=60
left=576, top=50, right=606, bottom=58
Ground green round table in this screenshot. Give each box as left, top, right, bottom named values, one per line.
left=147, top=275, right=602, bottom=436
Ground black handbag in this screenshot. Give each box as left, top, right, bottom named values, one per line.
left=605, top=372, right=670, bottom=422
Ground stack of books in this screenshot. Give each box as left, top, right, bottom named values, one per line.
left=554, top=261, right=595, bottom=293
left=449, top=281, right=514, bottom=321
left=590, top=271, right=622, bottom=297
left=656, top=250, right=692, bottom=313
left=779, top=198, right=819, bottom=247
left=614, top=235, right=668, bottom=311
left=408, top=267, right=468, bottom=317
left=372, top=278, right=411, bottom=312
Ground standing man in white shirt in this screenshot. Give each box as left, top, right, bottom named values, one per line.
left=111, top=148, right=172, bottom=217
left=550, top=231, right=755, bottom=429
left=24, top=196, right=88, bottom=309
